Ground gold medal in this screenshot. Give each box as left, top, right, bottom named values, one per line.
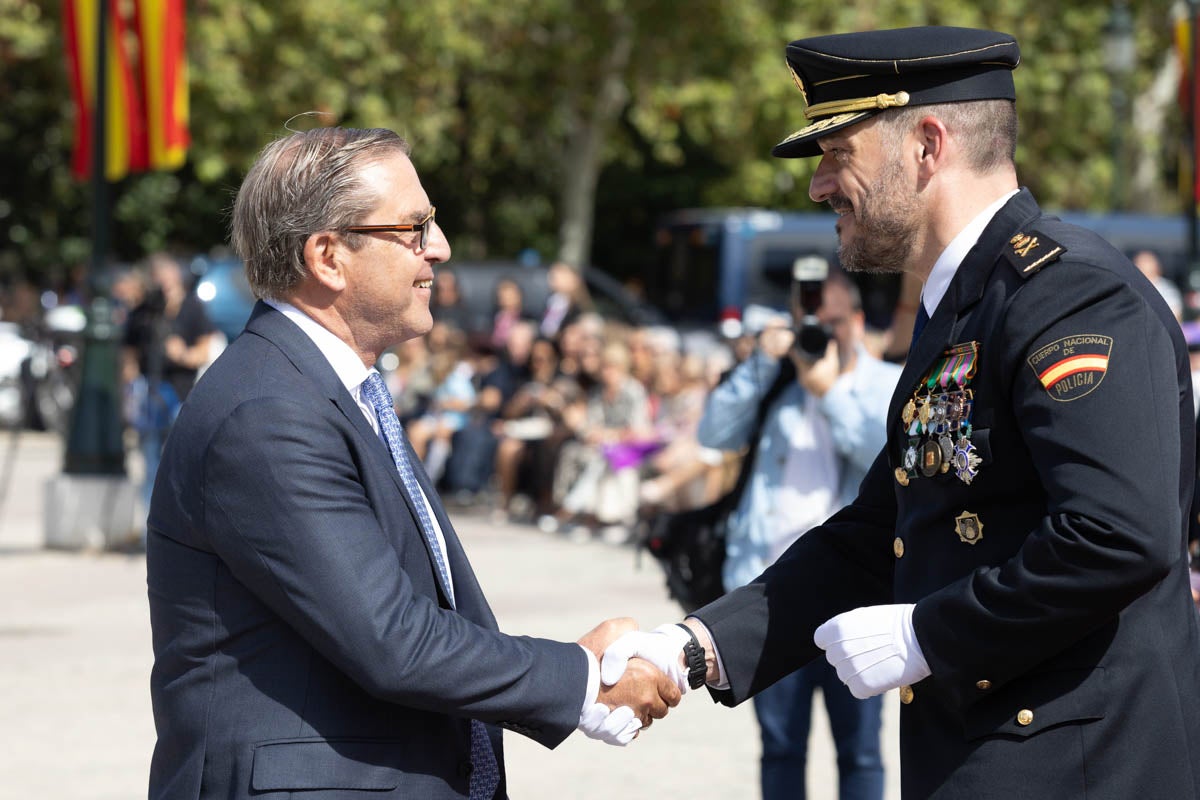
left=902, top=398, right=916, bottom=426
left=894, top=467, right=910, bottom=487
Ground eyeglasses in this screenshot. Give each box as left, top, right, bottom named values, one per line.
left=343, top=206, right=437, bottom=250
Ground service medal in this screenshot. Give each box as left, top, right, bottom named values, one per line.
left=920, top=439, right=943, bottom=478
left=953, top=436, right=982, bottom=485
left=902, top=398, right=916, bottom=427
left=939, top=434, right=954, bottom=466
left=918, top=396, right=933, bottom=428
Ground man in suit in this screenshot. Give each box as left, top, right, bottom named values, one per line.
left=146, top=126, right=679, bottom=800
left=603, top=27, right=1200, bottom=798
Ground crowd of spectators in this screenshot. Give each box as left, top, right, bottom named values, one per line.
left=392, top=263, right=736, bottom=544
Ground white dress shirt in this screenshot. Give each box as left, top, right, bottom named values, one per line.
left=263, top=299, right=454, bottom=591
left=920, top=189, right=1019, bottom=316
left=262, top=300, right=603, bottom=718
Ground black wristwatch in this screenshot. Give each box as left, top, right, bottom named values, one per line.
left=676, top=623, right=707, bottom=690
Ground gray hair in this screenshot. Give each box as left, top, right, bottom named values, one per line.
left=876, top=99, right=1017, bottom=174
left=230, top=127, right=411, bottom=299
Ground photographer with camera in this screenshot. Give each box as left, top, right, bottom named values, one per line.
left=694, top=260, right=900, bottom=800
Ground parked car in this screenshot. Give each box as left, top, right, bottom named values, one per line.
left=190, top=255, right=255, bottom=343
left=190, top=255, right=667, bottom=344
left=438, top=260, right=666, bottom=339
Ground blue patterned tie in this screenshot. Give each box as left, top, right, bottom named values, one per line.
left=360, top=372, right=500, bottom=800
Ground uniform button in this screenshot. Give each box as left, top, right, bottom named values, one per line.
left=1016, top=709, right=1034, bottom=726
left=899, top=685, right=914, bottom=704
left=893, top=537, right=905, bottom=558
left=457, top=760, right=474, bottom=778
left=975, top=680, right=991, bottom=691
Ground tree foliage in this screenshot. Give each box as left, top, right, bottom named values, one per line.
left=0, top=0, right=1186, bottom=287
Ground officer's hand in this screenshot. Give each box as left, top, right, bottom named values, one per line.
left=814, top=604, right=931, bottom=699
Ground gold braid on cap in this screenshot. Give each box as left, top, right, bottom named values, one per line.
left=805, top=91, right=910, bottom=119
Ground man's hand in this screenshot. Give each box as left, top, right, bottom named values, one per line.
left=813, top=604, right=931, bottom=699
left=597, top=657, right=681, bottom=729
left=758, top=323, right=795, bottom=360
left=577, top=617, right=639, bottom=661
left=794, top=339, right=840, bottom=397
left=577, top=618, right=681, bottom=735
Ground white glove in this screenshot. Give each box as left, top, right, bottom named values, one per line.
left=600, top=623, right=692, bottom=694
left=577, top=703, right=642, bottom=746
left=813, top=604, right=931, bottom=699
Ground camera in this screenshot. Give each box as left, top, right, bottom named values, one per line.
left=791, top=255, right=832, bottom=360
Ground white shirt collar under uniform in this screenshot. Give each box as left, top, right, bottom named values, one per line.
left=920, top=189, right=1019, bottom=317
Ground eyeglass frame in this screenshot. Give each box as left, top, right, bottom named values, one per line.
left=342, top=206, right=437, bottom=250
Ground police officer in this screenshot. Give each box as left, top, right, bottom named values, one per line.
left=601, top=26, right=1200, bottom=799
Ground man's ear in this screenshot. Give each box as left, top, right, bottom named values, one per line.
left=915, top=114, right=950, bottom=179
left=303, top=232, right=348, bottom=293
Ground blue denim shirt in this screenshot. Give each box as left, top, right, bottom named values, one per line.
left=697, top=346, right=901, bottom=591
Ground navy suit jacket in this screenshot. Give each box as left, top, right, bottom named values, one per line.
left=694, top=191, right=1200, bottom=799
left=147, top=302, right=588, bottom=799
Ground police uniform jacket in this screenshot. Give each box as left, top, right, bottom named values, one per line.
left=693, top=189, right=1200, bottom=799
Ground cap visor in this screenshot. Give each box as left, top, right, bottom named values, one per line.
left=771, top=111, right=872, bottom=158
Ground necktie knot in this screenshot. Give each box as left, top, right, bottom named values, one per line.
left=361, top=371, right=395, bottom=417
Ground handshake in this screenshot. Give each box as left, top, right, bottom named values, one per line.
left=574, top=603, right=932, bottom=746
left=574, top=618, right=706, bottom=746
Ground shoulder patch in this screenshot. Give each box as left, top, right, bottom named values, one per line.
left=1003, top=230, right=1066, bottom=279
left=1026, top=334, right=1112, bottom=401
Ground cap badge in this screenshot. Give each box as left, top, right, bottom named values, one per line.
left=787, top=62, right=809, bottom=105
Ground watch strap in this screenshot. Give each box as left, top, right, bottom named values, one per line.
left=676, top=623, right=707, bottom=690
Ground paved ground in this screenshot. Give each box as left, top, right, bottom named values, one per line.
left=0, top=430, right=901, bottom=799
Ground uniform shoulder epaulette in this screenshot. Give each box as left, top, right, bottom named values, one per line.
left=1002, top=229, right=1067, bottom=280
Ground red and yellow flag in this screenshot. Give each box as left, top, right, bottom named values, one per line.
left=64, top=0, right=188, bottom=182
left=134, top=0, right=189, bottom=171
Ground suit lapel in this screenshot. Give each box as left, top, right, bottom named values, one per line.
left=403, top=437, right=497, bottom=628
left=887, top=190, right=1045, bottom=447
left=246, top=302, right=465, bottom=611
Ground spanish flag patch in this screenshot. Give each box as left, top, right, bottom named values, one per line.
left=1026, top=334, right=1113, bottom=402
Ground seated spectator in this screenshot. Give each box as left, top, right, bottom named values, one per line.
left=553, top=341, right=653, bottom=543
left=490, top=277, right=527, bottom=352
left=430, top=268, right=475, bottom=335
left=539, top=261, right=591, bottom=338
left=441, top=322, right=536, bottom=500
left=493, top=335, right=583, bottom=522
left=405, top=327, right=475, bottom=484
left=384, top=336, right=436, bottom=426
left=635, top=350, right=723, bottom=512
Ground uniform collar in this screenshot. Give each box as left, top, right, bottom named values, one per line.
left=921, top=189, right=1019, bottom=317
